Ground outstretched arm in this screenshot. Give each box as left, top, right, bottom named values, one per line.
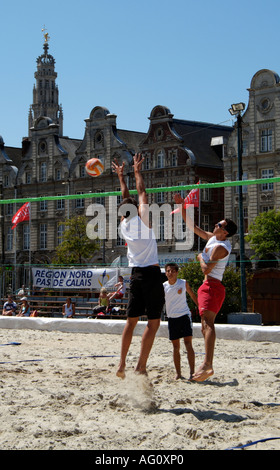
left=133, top=154, right=149, bottom=225
left=133, top=154, right=148, bottom=205
left=111, top=159, right=130, bottom=199
left=173, top=193, right=213, bottom=241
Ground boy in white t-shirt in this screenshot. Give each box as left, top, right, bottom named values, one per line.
left=164, top=263, right=197, bottom=380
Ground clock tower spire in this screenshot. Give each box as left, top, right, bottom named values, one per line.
left=28, top=27, right=63, bottom=136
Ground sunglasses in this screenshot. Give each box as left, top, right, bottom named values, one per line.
left=216, top=222, right=228, bottom=232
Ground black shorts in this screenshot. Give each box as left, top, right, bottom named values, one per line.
left=126, top=266, right=165, bottom=320
left=168, top=314, right=193, bottom=341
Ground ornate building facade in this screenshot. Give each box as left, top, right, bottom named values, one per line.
left=0, top=36, right=233, bottom=287
left=224, top=69, right=280, bottom=264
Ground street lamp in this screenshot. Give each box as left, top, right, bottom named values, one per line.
left=229, top=102, right=247, bottom=312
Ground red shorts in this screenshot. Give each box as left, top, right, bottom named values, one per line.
left=114, top=292, right=123, bottom=299
left=198, top=279, right=225, bottom=316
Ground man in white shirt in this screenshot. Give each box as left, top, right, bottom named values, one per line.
left=174, top=193, right=237, bottom=382
left=112, top=154, right=165, bottom=378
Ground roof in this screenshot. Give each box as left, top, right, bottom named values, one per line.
left=172, top=119, right=233, bottom=168
left=1, top=145, right=22, bottom=168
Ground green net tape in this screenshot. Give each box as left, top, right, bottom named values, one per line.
left=1, top=177, right=280, bottom=205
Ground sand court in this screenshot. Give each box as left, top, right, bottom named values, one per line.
left=0, top=318, right=279, bottom=450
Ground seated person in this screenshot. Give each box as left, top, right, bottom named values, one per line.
left=92, top=288, right=110, bottom=316
left=108, top=276, right=126, bottom=301
left=17, top=297, right=31, bottom=317
left=2, top=296, right=17, bottom=316
left=62, top=298, right=75, bottom=318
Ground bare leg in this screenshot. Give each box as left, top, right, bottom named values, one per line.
left=135, top=318, right=160, bottom=375
left=171, top=339, right=181, bottom=379
left=192, top=310, right=216, bottom=382
left=116, top=316, right=139, bottom=378
left=184, top=337, right=195, bottom=380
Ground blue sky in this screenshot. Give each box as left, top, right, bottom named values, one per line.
left=1, top=0, right=280, bottom=148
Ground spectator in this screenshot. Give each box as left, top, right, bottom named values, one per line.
left=17, top=297, right=31, bottom=317
left=2, top=296, right=17, bottom=316
left=108, top=276, right=126, bottom=301
left=62, top=298, right=76, bottom=318
left=92, top=288, right=110, bottom=317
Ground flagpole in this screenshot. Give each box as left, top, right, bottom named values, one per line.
left=198, top=181, right=201, bottom=252
left=14, top=185, right=17, bottom=291
left=29, top=203, right=31, bottom=290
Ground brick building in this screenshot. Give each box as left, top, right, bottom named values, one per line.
left=0, top=36, right=233, bottom=288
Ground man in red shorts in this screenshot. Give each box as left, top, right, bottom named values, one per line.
left=174, top=194, right=237, bottom=382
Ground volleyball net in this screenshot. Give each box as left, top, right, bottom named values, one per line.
left=0, top=176, right=279, bottom=273
left=0, top=176, right=280, bottom=205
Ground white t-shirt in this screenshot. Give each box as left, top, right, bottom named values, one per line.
left=163, top=279, right=192, bottom=319
left=201, top=236, right=231, bottom=281
left=120, top=215, right=159, bottom=267
left=64, top=303, right=74, bottom=317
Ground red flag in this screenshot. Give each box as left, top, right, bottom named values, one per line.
left=171, top=183, right=200, bottom=214
left=12, top=202, right=30, bottom=229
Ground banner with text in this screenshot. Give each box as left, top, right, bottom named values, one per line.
left=32, top=267, right=119, bottom=290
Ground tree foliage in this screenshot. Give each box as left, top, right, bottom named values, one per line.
left=52, top=215, right=100, bottom=265
left=246, top=209, right=280, bottom=257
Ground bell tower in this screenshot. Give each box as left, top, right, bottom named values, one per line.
left=28, top=28, right=63, bottom=136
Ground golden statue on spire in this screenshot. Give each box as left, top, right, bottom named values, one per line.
left=42, top=26, right=50, bottom=43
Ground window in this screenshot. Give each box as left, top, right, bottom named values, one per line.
left=159, top=215, right=164, bottom=241
left=40, top=198, right=48, bottom=212
left=95, top=190, right=105, bottom=206
left=261, top=205, right=274, bottom=212
left=40, top=162, right=47, bottom=182
left=178, top=182, right=185, bottom=199
left=171, top=151, right=177, bottom=167
left=235, top=171, right=248, bottom=194
left=156, top=150, right=164, bottom=168
left=39, top=141, right=47, bottom=155
left=156, top=184, right=165, bottom=203
left=235, top=207, right=249, bottom=234
left=6, top=204, right=13, bottom=216
left=117, top=232, right=126, bottom=246
left=144, top=156, right=150, bottom=170
left=261, top=169, right=274, bottom=191
left=4, top=175, right=9, bottom=187
left=75, top=191, right=84, bottom=208
left=26, top=172, right=32, bottom=184
left=116, top=187, right=122, bottom=206
left=242, top=140, right=248, bottom=156
left=260, top=129, right=273, bottom=152
left=79, top=165, right=86, bottom=178
left=6, top=228, right=13, bottom=251
left=57, top=224, right=65, bottom=245
left=40, top=224, right=47, bottom=249
left=55, top=168, right=62, bottom=181
left=56, top=194, right=65, bottom=210
left=201, top=188, right=210, bottom=201
left=201, top=214, right=209, bottom=232
left=23, top=225, right=30, bottom=250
